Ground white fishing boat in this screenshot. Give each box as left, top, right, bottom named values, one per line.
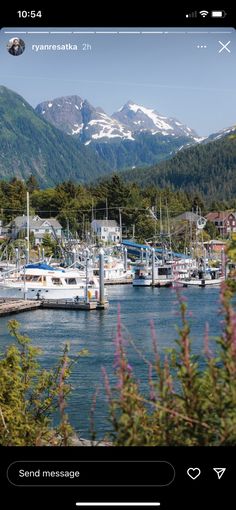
left=94, top=255, right=133, bottom=283
left=132, top=262, right=173, bottom=287
left=176, top=267, right=225, bottom=287
left=0, top=263, right=103, bottom=300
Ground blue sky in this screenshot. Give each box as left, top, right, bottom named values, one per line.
left=0, top=27, right=235, bottom=136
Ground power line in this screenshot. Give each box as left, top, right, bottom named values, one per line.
left=0, top=206, right=190, bottom=216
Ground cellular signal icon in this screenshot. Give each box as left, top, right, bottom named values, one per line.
left=186, top=11, right=197, bottom=18
left=199, top=10, right=209, bottom=17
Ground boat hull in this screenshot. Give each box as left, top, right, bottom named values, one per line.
left=177, top=277, right=224, bottom=287
left=133, top=278, right=173, bottom=287
left=0, top=284, right=100, bottom=300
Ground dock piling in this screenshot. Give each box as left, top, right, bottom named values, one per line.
left=152, top=247, right=155, bottom=286
left=124, top=247, right=127, bottom=272
left=99, top=248, right=105, bottom=305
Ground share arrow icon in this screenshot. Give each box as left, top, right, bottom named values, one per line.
left=213, top=468, right=226, bottom=479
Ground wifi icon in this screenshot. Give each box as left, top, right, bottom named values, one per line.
left=199, top=10, right=209, bottom=17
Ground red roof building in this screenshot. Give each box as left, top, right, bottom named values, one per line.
left=206, top=211, right=236, bottom=237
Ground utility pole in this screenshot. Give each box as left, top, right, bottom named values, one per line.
left=105, top=198, right=108, bottom=221
left=132, top=224, right=135, bottom=240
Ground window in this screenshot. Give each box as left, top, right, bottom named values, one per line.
left=65, top=278, right=77, bottom=285
left=51, top=278, right=62, bottom=285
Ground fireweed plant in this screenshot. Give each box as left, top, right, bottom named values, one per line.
left=103, top=282, right=236, bottom=446
left=1, top=282, right=236, bottom=446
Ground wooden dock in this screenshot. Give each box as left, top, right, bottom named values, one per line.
left=41, top=299, right=109, bottom=310
left=104, top=278, right=133, bottom=285
left=0, top=298, right=41, bottom=316
left=0, top=298, right=109, bottom=317
left=0, top=298, right=109, bottom=315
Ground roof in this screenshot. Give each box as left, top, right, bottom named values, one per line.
left=26, top=263, right=64, bottom=271
left=174, top=212, right=202, bottom=222
left=203, top=239, right=227, bottom=245
left=33, top=232, right=61, bottom=240
left=122, top=239, right=189, bottom=259
left=13, top=215, right=62, bottom=229
left=206, top=211, right=236, bottom=221
left=92, top=220, right=119, bottom=228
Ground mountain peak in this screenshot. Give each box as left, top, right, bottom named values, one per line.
left=36, top=96, right=134, bottom=141
left=112, top=101, right=199, bottom=140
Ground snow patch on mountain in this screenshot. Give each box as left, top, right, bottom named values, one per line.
left=89, top=113, right=134, bottom=140
left=112, top=101, right=200, bottom=140
left=36, top=95, right=203, bottom=144
left=206, top=125, right=236, bottom=142
left=72, top=123, right=84, bottom=135
left=128, top=102, right=174, bottom=132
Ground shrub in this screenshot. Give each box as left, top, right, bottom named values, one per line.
left=0, top=321, right=88, bottom=446
left=104, top=283, right=236, bottom=446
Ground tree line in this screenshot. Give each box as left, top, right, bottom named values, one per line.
left=0, top=174, right=231, bottom=244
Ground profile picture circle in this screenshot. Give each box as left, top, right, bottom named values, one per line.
left=7, top=37, right=25, bottom=56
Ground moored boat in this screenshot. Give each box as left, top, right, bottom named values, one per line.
left=176, top=267, right=225, bottom=287
left=132, top=261, right=173, bottom=287
left=0, top=262, right=103, bottom=300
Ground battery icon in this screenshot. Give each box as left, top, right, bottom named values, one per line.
left=211, top=10, right=227, bottom=18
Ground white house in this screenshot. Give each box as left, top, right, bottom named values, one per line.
left=11, top=215, right=63, bottom=245
left=91, top=219, right=121, bottom=243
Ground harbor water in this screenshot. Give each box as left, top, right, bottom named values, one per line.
left=0, top=285, right=222, bottom=439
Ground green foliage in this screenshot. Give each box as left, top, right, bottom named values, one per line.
left=0, top=86, right=109, bottom=187
left=41, top=233, right=57, bottom=256
left=226, top=235, right=236, bottom=263
left=92, top=132, right=190, bottom=171
left=0, top=321, right=73, bottom=446
left=205, top=220, right=219, bottom=240
left=122, top=134, right=236, bottom=201
left=0, top=320, right=89, bottom=446
left=26, top=174, right=40, bottom=192
left=0, top=171, right=233, bottom=248
left=105, top=284, right=236, bottom=446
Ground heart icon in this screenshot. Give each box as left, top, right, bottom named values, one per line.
left=187, top=467, right=201, bottom=480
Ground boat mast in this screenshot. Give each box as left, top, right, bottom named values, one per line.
left=26, top=191, right=30, bottom=264
left=160, top=197, right=164, bottom=263
left=166, top=199, right=172, bottom=262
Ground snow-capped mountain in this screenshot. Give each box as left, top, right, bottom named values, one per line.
left=35, top=95, right=210, bottom=171
left=112, top=101, right=200, bottom=141
left=36, top=96, right=200, bottom=143
left=204, top=125, right=236, bottom=143
left=36, top=95, right=134, bottom=143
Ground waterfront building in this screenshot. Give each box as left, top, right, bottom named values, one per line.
left=10, top=215, right=63, bottom=245
left=206, top=211, right=236, bottom=237
left=91, top=219, right=121, bottom=243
